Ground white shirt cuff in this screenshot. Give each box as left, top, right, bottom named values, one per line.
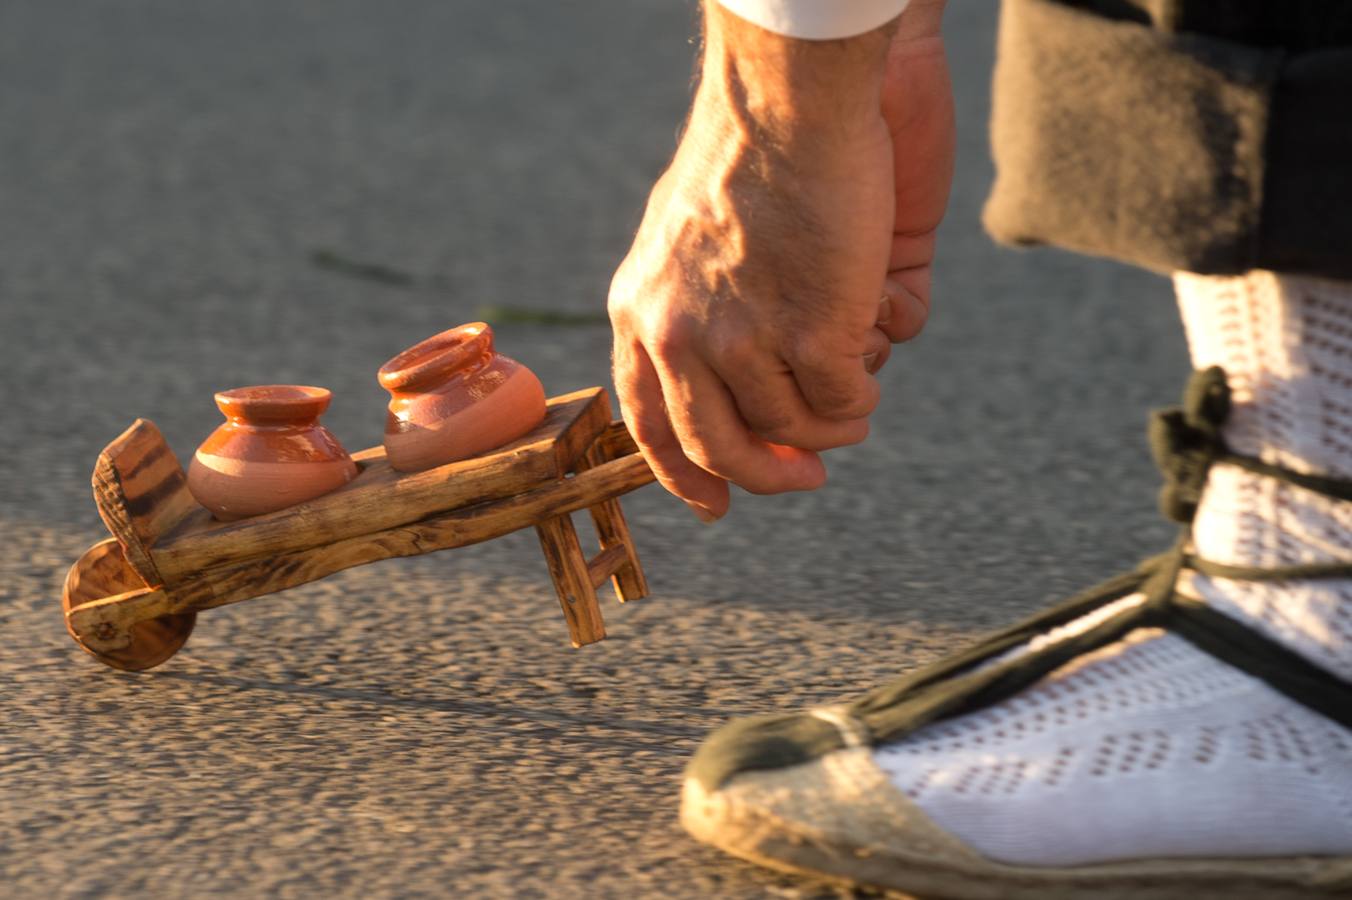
left=716, top=0, right=911, bottom=40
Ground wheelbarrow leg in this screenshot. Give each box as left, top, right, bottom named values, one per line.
left=577, top=445, right=648, bottom=603
left=535, top=514, right=606, bottom=647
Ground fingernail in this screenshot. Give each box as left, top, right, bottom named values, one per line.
left=862, top=351, right=880, bottom=373
left=685, top=501, right=718, bottom=524
left=877, top=295, right=892, bottom=325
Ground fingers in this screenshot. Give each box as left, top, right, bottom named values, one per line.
left=612, top=338, right=730, bottom=521
left=783, top=333, right=881, bottom=421
left=710, top=354, right=870, bottom=451
left=882, top=225, right=935, bottom=343
left=613, top=330, right=833, bottom=524
left=876, top=274, right=930, bottom=344
left=861, top=326, right=892, bottom=374
left=652, top=343, right=828, bottom=495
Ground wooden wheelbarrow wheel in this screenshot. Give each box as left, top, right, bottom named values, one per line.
left=63, top=538, right=195, bottom=671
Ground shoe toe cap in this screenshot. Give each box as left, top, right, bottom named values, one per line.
left=685, top=711, right=849, bottom=793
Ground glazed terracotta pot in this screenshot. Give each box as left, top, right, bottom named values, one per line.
left=187, top=385, right=359, bottom=521
left=378, top=322, right=546, bottom=472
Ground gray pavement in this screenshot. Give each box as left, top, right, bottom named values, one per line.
left=0, top=2, right=1187, bottom=897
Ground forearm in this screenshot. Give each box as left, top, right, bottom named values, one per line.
left=606, top=0, right=952, bottom=518
left=698, top=2, right=897, bottom=149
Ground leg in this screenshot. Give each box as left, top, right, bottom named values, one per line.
left=1176, top=272, right=1352, bottom=681
left=681, top=271, right=1352, bottom=893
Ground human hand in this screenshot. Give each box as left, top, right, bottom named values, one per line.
left=877, top=0, right=954, bottom=342
left=608, top=5, right=899, bottom=522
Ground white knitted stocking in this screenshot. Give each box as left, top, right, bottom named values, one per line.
left=873, top=271, right=1352, bottom=866
left=1176, top=271, right=1352, bottom=682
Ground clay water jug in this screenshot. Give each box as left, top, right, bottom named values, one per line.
left=187, top=385, right=358, bottom=520
left=378, top=322, right=546, bottom=472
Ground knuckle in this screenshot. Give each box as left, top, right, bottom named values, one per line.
left=757, top=427, right=796, bottom=446
left=842, top=395, right=880, bottom=419
left=749, top=416, right=798, bottom=446
left=704, top=320, right=758, bottom=366
left=683, top=440, right=722, bottom=476
left=628, top=415, right=675, bottom=453
left=606, top=261, right=636, bottom=312
left=812, top=387, right=876, bottom=420
left=819, top=419, right=870, bottom=449
left=682, top=433, right=742, bottom=483
left=647, top=320, right=693, bottom=370
left=740, top=400, right=797, bottom=443
left=782, top=331, right=830, bottom=369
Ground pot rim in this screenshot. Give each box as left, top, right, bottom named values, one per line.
left=214, top=385, right=332, bottom=423
left=378, top=322, right=493, bottom=393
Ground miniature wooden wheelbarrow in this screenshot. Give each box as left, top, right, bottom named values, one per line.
left=63, top=387, right=656, bottom=671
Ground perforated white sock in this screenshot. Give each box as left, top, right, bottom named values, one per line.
left=873, top=271, right=1352, bottom=866
left=1177, top=271, right=1352, bottom=682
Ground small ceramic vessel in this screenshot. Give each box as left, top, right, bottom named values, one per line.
left=187, top=385, right=359, bottom=521
left=378, top=322, right=547, bottom=472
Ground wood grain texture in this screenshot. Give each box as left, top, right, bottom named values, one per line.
left=63, top=538, right=194, bottom=671
left=578, top=433, right=648, bottom=603
left=592, top=419, right=639, bottom=462
left=151, top=388, right=610, bottom=581
left=92, top=419, right=199, bottom=587
left=535, top=515, right=606, bottom=647
left=66, top=453, right=656, bottom=633
left=585, top=545, right=631, bottom=591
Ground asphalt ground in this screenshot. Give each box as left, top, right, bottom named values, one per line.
left=0, top=2, right=1187, bottom=897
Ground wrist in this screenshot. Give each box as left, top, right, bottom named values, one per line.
left=893, top=0, right=946, bottom=43
left=699, top=3, right=893, bottom=147
left=717, top=0, right=911, bottom=40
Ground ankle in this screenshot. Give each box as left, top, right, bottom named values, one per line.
left=1176, top=270, right=1352, bottom=481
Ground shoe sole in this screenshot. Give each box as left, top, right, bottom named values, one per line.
left=681, top=770, right=1352, bottom=899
